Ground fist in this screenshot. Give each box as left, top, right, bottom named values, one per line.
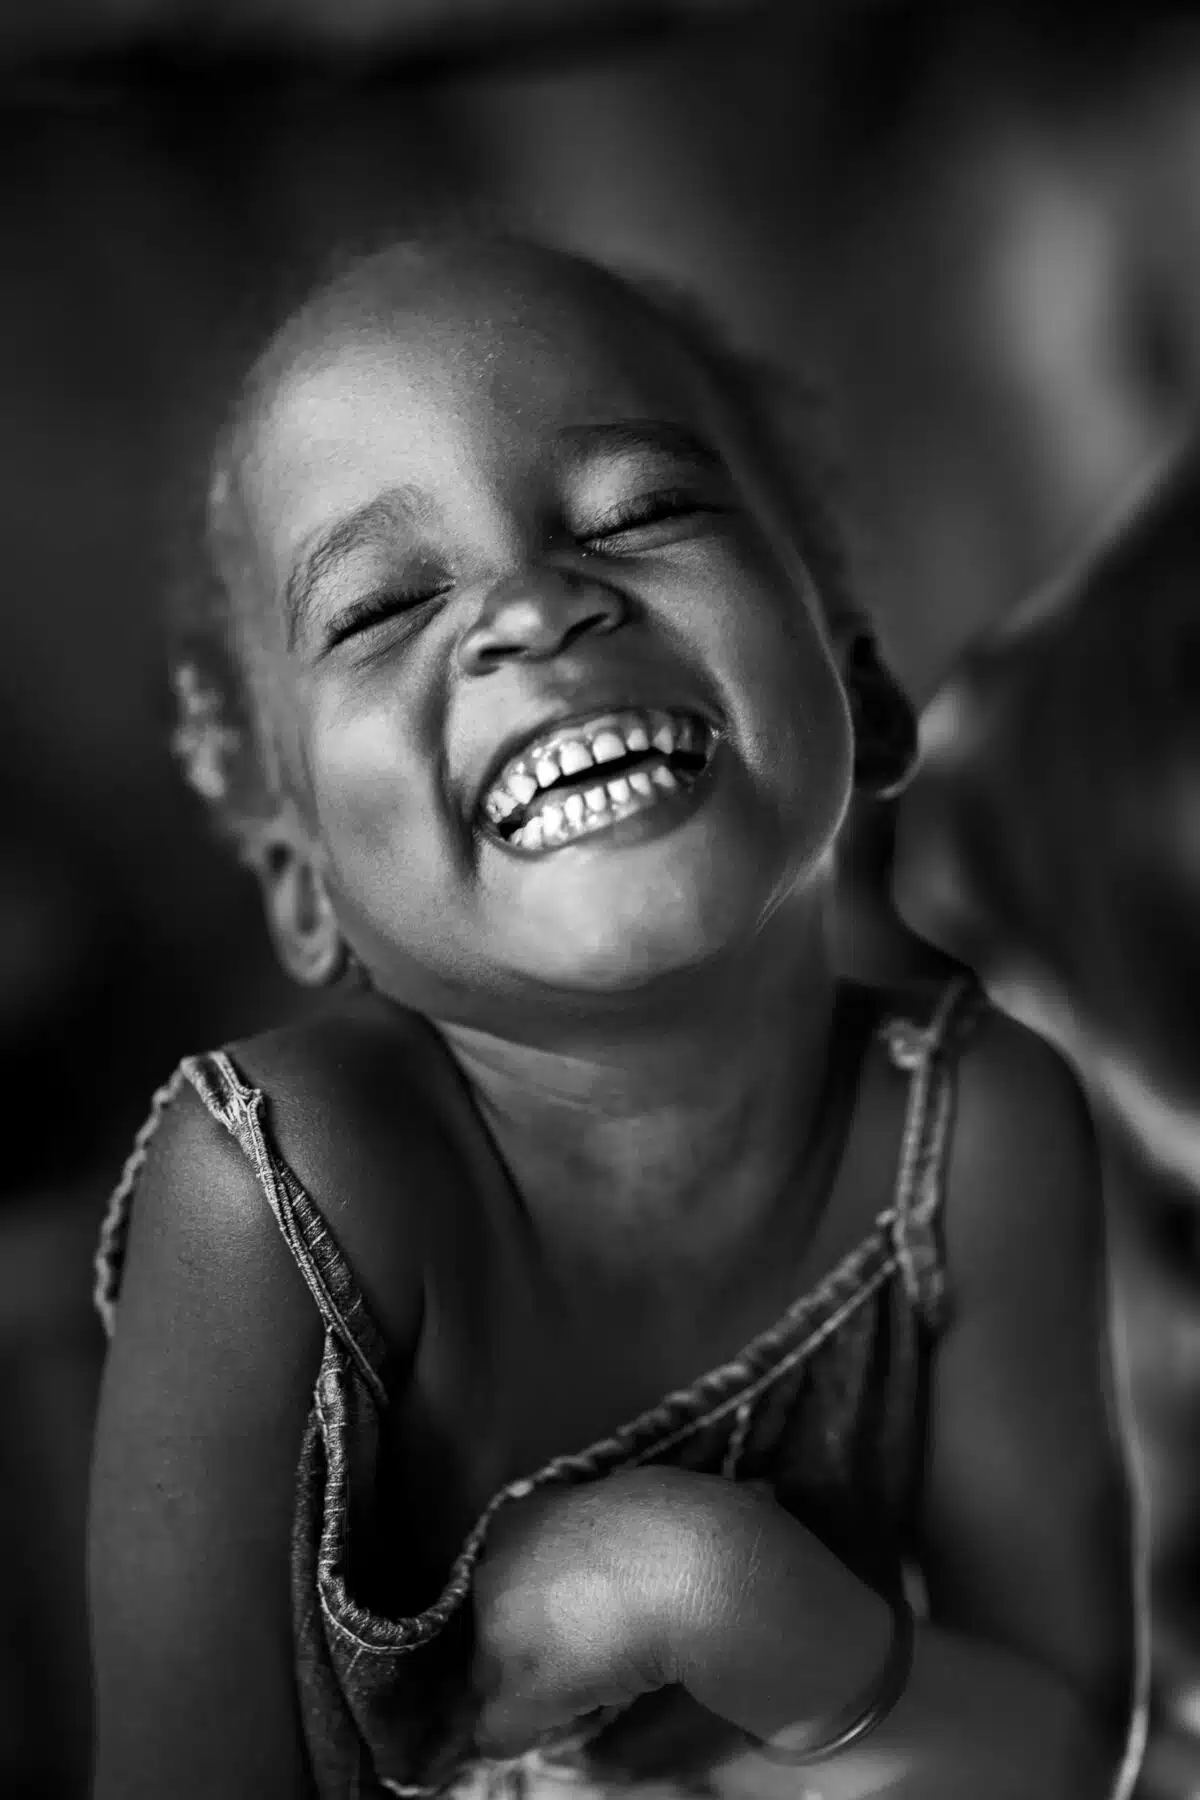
left=471, top=1467, right=724, bottom=1760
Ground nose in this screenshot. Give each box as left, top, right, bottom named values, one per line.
left=456, top=567, right=627, bottom=677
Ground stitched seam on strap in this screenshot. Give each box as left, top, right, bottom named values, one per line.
left=93, top=1064, right=191, bottom=1336
left=314, top=1248, right=898, bottom=1657
left=627, top=1254, right=895, bottom=1464
left=199, top=1052, right=389, bottom=1408
left=882, top=977, right=975, bottom=1314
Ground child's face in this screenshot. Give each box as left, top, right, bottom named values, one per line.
left=237, top=248, right=853, bottom=1019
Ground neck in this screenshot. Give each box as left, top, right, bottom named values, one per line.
left=438, top=915, right=844, bottom=1280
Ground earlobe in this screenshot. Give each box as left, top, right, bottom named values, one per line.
left=255, top=813, right=346, bottom=987
left=842, top=630, right=920, bottom=800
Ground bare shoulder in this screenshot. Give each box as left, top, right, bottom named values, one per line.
left=227, top=990, right=449, bottom=1121
left=873, top=975, right=1106, bottom=1305
left=220, top=993, right=462, bottom=1358
left=89, top=1002, right=458, bottom=1796
left=912, top=1002, right=1135, bottom=1733
left=943, top=997, right=1106, bottom=1310
left=90, top=1077, right=326, bottom=1796
left=100, top=1071, right=327, bottom=1436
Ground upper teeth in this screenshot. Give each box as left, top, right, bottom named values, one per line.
left=506, top=772, right=538, bottom=808
left=483, top=709, right=700, bottom=826
left=559, top=741, right=592, bottom=776
left=590, top=730, right=626, bottom=764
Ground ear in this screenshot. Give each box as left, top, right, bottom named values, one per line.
left=837, top=626, right=920, bottom=800
left=253, top=806, right=346, bottom=988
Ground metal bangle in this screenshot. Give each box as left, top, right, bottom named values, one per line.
left=746, top=1586, right=916, bottom=1767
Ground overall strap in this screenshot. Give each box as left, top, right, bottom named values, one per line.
left=880, top=975, right=985, bottom=1327
left=183, top=1052, right=392, bottom=1407
left=94, top=1052, right=391, bottom=1409
left=93, top=1065, right=191, bottom=1338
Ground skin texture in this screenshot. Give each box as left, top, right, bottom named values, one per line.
left=89, top=243, right=1135, bottom=1800
left=235, top=242, right=855, bottom=1020
left=466, top=1013, right=1136, bottom=1800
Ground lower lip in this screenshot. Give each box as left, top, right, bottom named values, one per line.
left=486, top=751, right=721, bottom=859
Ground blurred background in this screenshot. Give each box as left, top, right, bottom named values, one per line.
left=4, top=2, right=1200, bottom=1794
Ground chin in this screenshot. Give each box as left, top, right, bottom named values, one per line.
left=526, top=931, right=729, bottom=998
left=508, top=869, right=813, bottom=1000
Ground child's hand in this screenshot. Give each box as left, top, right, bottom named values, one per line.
left=471, top=1466, right=734, bottom=1759
left=472, top=1465, right=889, bottom=1762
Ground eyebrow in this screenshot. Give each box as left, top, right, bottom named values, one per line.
left=282, top=423, right=722, bottom=648
left=284, top=487, right=423, bottom=649
left=556, top=419, right=724, bottom=470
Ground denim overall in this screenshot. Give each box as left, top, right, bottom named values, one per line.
left=95, top=977, right=980, bottom=1798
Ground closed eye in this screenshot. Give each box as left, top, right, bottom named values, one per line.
left=577, top=489, right=729, bottom=555
left=323, top=583, right=451, bottom=651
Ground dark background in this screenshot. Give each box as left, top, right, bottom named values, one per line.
left=3, top=3, right=1200, bottom=1794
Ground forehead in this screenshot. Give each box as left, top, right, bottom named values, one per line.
left=237, top=252, right=712, bottom=583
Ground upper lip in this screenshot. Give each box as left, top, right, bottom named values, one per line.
left=472, top=690, right=719, bottom=824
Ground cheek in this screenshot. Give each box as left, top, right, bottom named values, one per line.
left=708, top=569, right=849, bottom=764
left=303, top=683, right=443, bottom=871
left=696, top=532, right=836, bottom=678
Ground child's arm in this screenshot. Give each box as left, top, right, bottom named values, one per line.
left=710, top=1013, right=1136, bottom=1797
left=916, top=1009, right=1136, bottom=1746
left=89, top=1087, right=337, bottom=1800
left=707, top=1015, right=1135, bottom=1796
left=472, top=1015, right=1136, bottom=1797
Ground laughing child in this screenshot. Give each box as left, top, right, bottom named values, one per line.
left=89, top=233, right=1136, bottom=1800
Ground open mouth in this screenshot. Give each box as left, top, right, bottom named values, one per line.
left=480, top=707, right=717, bottom=853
